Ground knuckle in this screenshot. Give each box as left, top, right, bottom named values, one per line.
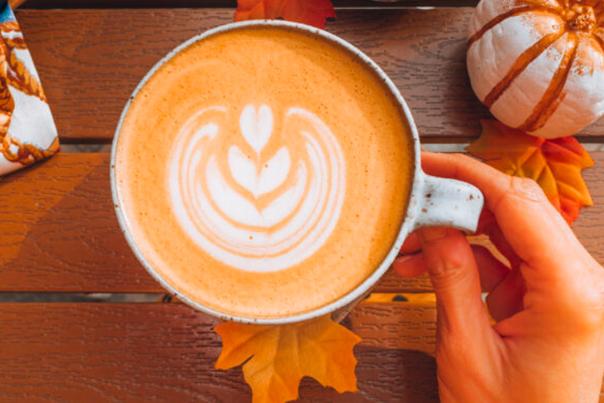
left=563, top=284, right=604, bottom=332
left=509, top=176, right=546, bottom=202
left=422, top=232, right=471, bottom=282
left=427, top=250, right=469, bottom=286
left=588, top=277, right=604, bottom=325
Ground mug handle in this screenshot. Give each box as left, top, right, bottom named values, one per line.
left=331, top=173, right=484, bottom=324
left=413, top=174, right=485, bottom=233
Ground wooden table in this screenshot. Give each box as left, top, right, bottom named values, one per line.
left=1, top=1, right=603, bottom=401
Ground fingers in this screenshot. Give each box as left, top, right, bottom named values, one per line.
left=472, top=245, right=509, bottom=292
left=482, top=224, right=522, bottom=269
left=422, top=152, right=511, bottom=207
left=486, top=268, right=525, bottom=322
left=395, top=237, right=523, bottom=325
left=417, top=227, right=491, bottom=335
left=400, top=232, right=421, bottom=255
left=422, top=152, right=585, bottom=283
left=477, top=209, right=521, bottom=268
left=393, top=253, right=426, bottom=277
left=396, top=244, right=509, bottom=290
left=472, top=245, right=525, bottom=322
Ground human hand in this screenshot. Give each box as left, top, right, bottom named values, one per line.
left=394, top=152, right=604, bottom=403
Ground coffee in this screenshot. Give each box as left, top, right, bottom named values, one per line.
left=114, top=25, right=414, bottom=319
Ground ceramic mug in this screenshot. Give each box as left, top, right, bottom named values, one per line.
left=111, top=20, right=484, bottom=325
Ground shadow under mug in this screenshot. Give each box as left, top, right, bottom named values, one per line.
left=111, top=20, right=485, bottom=325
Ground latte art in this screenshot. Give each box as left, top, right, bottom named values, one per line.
left=114, top=25, right=413, bottom=319
left=168, top=104, right=346, bottom=272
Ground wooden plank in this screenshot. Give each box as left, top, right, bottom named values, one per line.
left=20, top=0, right=479, bottom=8
left=0, top=302, right=439, bottom=402
left=17, top=9, right=604, bottom=143
left=352, top=299, right=604, bottom=399
left=2, top=152, right=603, bottom=292
left=377, top=270, right=432, bottom=293
left=0, top=302, right=601, bottom=400
left=0, top=154, right=155, bottom=292
left=351, top=298, right=436, bottom=353
left=0, top=153, right=430, bottom=292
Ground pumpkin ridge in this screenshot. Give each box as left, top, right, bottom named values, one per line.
left=484, top=30, right=565, bottom=108
left=519, top=32, right=579, bottom=132
left=469, top=5, right=562, bottom=46
left=527, top=0, right=563, bottom=10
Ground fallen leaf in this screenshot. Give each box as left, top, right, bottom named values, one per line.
left=364, top=293, right=436, bottom=304
left=215, top=315, right=361, bottom=403
left=235, top=0, right=335, bottom=29
left=9, top=0, right=27, bottom=9
left=467, top=120, right=594, bottom=224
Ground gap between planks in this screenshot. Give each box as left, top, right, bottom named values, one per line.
left=59, top=143, right=604, bottom=153
left=0, top=292, right=423, bottom=303
left=1, top=152, right=603, bottom=293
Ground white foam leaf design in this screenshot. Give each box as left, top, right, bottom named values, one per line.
left=196, top=122, right=219, bottom=138
left=228, top=145, right=256, bottom=195
left=258, top=146, right=290, bottom=196
left=240, top=104, right=273, bottom=154
left=168, top=104, right=346, bottom=272
left=228, top=145, right=291, bottom=198
left=261, top=162, right=306, bottom=226
left=206, top=157, right=264, bottom=227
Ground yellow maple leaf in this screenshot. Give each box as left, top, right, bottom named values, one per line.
left=467, top=120, right=594, bottom=224
left=215, top=315, right=361, bottom=403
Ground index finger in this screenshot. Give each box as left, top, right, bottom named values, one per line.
left=421, top=152, right=587, bottom=278
left=422, top=152, right=510, bottom=208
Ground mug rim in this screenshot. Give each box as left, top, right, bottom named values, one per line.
left=110, top=19, right=424, bottom=325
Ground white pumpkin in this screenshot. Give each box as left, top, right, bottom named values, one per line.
left=467, top=0, right=604, bottom=138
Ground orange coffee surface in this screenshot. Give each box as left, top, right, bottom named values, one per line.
left=115, top=25, right=414, bottom=319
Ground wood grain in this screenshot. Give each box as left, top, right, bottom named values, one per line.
left=0, top=302, right=439, bottom=402
left=19, top=0, right=479, bottom=8
left=350, top=300, right=436, bottom=353
left=352, top=300, right=604, bottom=400
left=1, top=152, right=603, bottom=293
left=16, top=9, right=604, bottom=143
left=0, top=302, right=601, bottom=401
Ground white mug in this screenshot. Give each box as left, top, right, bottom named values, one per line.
left=111, top=20, right=484, bottom=325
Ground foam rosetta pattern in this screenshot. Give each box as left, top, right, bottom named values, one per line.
left=168, top=104, right=346, bottom=272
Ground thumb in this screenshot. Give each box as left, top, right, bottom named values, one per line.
left=419, top=227, right=491, bottom=338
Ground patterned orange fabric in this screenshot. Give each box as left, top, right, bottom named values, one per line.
left=0, top=4, right=59, bottom=176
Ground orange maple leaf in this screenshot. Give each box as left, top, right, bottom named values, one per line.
left=235, top=0, right=335, bottom=29
left=467, top=120, right=594, bottom=224
left=215, top=315, right=361, bottom=403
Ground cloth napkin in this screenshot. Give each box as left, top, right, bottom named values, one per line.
left=0, top=1, right=58, bottom=176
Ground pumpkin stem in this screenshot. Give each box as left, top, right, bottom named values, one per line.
left=563, top=4, right=597, bottom=31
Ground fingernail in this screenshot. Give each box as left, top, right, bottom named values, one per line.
left=419, top=227, right=448, bottom=242
left=395, top=254, right=413, bottom=263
